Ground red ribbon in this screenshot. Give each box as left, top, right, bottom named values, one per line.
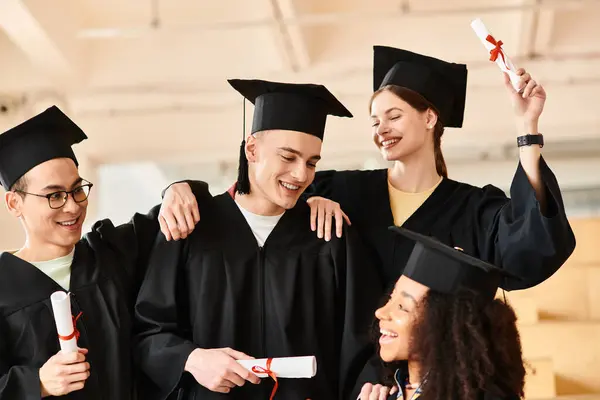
left=58, top=312, right=82, bottom=341
left=486, top=34, right=508, bottom=69
left=252, top=358, right=279, bottom=400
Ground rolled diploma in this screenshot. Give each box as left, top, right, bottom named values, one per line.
left=237, top=356, right=317, bottom=379
left=471, top=18, right=521, bottom=91
left=50, top=291, right=78, bottom=353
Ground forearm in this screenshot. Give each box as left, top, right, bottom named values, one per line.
left=517, top=118, right=546, bottom=211
left=135, top=333, right=197, bottom=394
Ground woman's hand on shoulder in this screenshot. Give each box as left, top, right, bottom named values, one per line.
left=306, top=196, right=351, bottom=241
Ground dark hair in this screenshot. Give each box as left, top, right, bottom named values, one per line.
left=370, top=85, right=447, bottom=178
left=9, top=175, right=28, bottom=193
left=381, top=290, right=525, bottom=399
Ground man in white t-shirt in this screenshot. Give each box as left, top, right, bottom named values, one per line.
left=135, top=80, right=382, bottom=400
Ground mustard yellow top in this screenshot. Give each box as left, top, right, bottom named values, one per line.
left=387, top=173, right=443, bottom=227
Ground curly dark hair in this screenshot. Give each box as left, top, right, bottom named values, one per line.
left=380, top=290, right=525, bottom=400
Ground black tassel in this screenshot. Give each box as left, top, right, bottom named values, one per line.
left=237, top=97, right=250, bottom=195
left=236, top=139, right=250, bottom=194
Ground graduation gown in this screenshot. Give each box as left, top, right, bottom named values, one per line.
left=0, top=208, right=162, bottom=400
left=304, top=157, right=576, bottom=290
left=134, top=192, right=381, bottom=400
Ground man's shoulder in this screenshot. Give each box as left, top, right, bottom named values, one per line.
left=289, top=200, right=357, bottom=246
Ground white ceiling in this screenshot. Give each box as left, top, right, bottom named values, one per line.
left=1, top=0, right=600, bottom=169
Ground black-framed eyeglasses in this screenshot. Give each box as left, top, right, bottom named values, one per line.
left=15, top=183, right=94, bottom=209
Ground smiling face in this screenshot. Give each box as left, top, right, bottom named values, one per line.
left=246, top=129, right=322, bottom=213
left=369, top=87, right=438, bottom=163
left=5, top=158, right=88, bottom=252
left=375, top=275, right=429, bottom=362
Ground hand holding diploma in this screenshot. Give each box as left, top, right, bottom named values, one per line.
left=186, top=349, right=318, bottom=397
left=39, top=348, right=90, bottom=397
left=185, top=347, right=261, bottom=394
left=503, top=68, right=546, bottom=124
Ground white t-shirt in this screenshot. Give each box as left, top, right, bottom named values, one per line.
left=235, top=201, right=284, bottom=247
left=30, top=249, right=75, bottom=291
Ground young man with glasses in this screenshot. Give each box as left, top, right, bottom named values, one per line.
left=0, top=106, right=204, bottom=399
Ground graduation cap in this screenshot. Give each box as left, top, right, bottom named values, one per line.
left=228, top=79, right=353, bottom=194
left=0, top=106, right=87, bottom=190
left=389, top=226, right=516, bottom=300
left=373, top=46, right=468, bottom=128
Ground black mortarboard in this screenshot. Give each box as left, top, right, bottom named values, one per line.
left=228, top=79, right=353, bottom=194
left=373, top=46, right=468, bottom=128
left=228, top=79, right=353, bottom=140
left=0, top=106, right=87, bottom=190
left=390, top=227, right=516, bottom=300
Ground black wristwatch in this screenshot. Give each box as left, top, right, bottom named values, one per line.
left=517, top=134, right=544, bottom=148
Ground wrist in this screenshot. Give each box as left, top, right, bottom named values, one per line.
left=517, top=134, right=544, bottom=149
left=184, top=348, right=202, bottom=372
left=40, top=383, right=49, bottom=398
left=517, top=118, right=539, bottom=135
left=162, top=180, right=188, bottom=199
left=39, top=368, right=48, bottom=397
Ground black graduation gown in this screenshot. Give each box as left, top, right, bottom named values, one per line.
left=0, top=210, right=160, bottom=400
left=134, top=192, right=381, bottom=400
left=304, top=157, right=576, bottom=290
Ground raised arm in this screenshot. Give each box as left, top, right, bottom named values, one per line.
left=474, top=69, right=576, bottom=289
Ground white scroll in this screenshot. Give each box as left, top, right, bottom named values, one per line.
left=50, top=291, right=78, bottom=353
left=471, top=18, right=522, bottom=91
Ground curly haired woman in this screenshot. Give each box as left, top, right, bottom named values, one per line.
left=360, top=227, right=525, bottom=400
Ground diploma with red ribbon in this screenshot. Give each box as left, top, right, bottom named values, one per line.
left=50, top=291, right=81, bottom=353
left=238, top=356, right=317, bottom=399
left=471, top=18, right=522, bottom=92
